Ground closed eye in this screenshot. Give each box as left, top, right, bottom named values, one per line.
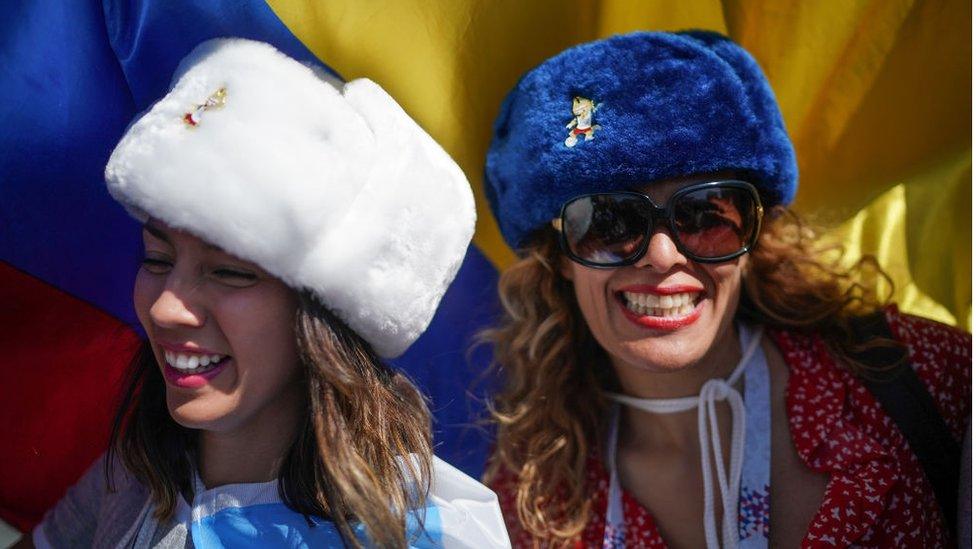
left=140, top=257, right=172, bottom=274
left=212, top=268, right=258, bottom=286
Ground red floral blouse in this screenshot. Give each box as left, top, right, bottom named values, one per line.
left=492, top=308, right=971, bottom=547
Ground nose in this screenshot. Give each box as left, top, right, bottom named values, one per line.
left=633, top=226, right=688, bottom=273
left=149, top=280, right=206, bottom=329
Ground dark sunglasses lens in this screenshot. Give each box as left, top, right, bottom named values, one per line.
left=563, top=194, right=649, bottom=265
left=672, top=186, right=758, bottom=259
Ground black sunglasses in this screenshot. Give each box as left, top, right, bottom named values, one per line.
left=553, top=180, right=763, bottom=268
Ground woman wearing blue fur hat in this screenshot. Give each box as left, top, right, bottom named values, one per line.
left=23, top=39, right=509, bottom=549
left=482, top=31, right=969, bottom=547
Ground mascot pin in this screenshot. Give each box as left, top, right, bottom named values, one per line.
left=183, top=87, right=227, bottom=127
left=564, top=96, right=600, bottom=147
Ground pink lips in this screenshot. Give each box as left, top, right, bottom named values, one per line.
left=163, top=358, right=232, bottom=389
left=156, top=341, right=232, bottom=389
left=616, top=284, right=704, bottom=331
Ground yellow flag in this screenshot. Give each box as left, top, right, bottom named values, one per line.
left=268, top=0, right=971, bottom=328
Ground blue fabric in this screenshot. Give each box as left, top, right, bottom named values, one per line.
left=1, top=0, right=141, bottom=323
left=392, top=245, right=499, bottom=478
left=190, top=502, right=443, bottom=548
left=484, top=31, right=798, bottom=249
left=1, top=0, right=328, bottom=328
left=102, top=0, right=338, bottom=112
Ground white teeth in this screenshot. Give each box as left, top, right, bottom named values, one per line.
left=621, top=291, right=700, bottom=318
left=163, top=350, right=228, bottom=371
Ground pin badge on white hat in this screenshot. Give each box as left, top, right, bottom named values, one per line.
left=183, top=87, right=227, bottom=127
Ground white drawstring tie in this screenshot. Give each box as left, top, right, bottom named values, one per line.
left=605, top=324, right=763, bottom=549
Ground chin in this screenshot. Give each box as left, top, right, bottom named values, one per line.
left=166, top=393, right=236, bottom=431
left=618, top=338, right=711, bottom=372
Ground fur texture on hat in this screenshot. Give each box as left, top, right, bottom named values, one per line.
left=485, top=30, right=797, bottom=249
left=105, top=38, right=475, bottom=358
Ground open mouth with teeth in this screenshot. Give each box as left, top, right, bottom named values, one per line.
left=615, top=288, right=704, bottom=329
left=619, top=290, right=700, bottom=317
left=164, top=350, right=230, bottom=375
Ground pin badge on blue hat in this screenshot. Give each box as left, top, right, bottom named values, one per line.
left=485, top=31, right=799, bottom=249
left=564, top=96, right=600, bottom=147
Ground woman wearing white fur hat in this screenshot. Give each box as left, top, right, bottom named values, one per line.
left=24, top=39, right=509, bottom=549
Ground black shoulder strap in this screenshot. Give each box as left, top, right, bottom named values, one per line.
left=851, top=311, right=961, bottom=535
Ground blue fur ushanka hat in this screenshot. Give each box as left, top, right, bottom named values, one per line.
left=485, top=30, right=798, bottom=249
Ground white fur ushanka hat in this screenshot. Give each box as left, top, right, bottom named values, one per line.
left=105, top=38, right=475, bottom=358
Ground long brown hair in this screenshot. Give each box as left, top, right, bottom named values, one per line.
left=107, top=292, right=433, bottom=548
left=483, top=206, right=895, bottom=544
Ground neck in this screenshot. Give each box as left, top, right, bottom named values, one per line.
left=197, top=387, right=305, bottom=488
left=613, top=322, right=743, bottom=450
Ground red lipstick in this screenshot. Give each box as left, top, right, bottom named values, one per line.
left=615, top=285, right=704, bottom=330
left=618, top=300, right=703, bottom=330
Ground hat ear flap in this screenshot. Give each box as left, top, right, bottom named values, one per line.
left=307, top=78, right=475, bottom=358
left=679, top=31, right=798, bottom=205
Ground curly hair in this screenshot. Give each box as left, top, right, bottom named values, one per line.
left=482, top=206, right=895, bottom=545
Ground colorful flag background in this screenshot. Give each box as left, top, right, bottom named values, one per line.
left=0, top=0, right=969, bottom=534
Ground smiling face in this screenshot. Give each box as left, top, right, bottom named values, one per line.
left=133, top=220, right=302, bottom=433
left=561, top=177, right=746, bottom=387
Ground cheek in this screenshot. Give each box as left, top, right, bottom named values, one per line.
left=704, top=260, right=744, bottom=323
left=214, top=286, right=300, bottom=384
left=705, top=261, right=745, bottom=308
left=569, top=266, right=615, bottom=333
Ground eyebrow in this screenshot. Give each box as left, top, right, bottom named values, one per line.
left=142, top=221, right=222, bottom=252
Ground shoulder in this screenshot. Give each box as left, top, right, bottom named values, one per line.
left=884, top=306, right=971, bottom=439
left=34, top=452, right=149, bottom=549
left=770, top=311, right=965, bottom=545
left=885, top=305, right=971, bottom=365
left=771, top=307, right=971, bottom=436
left=770, top=305, right=972, bottom=448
